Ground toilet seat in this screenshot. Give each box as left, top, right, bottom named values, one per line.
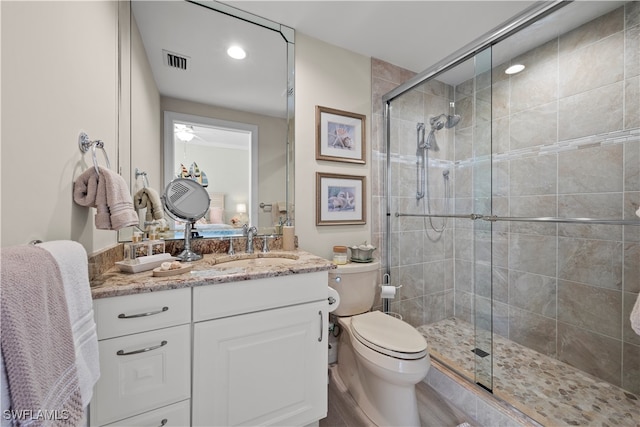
left=350, top=311, right=427, bottom=360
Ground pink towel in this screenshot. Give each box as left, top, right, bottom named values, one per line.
left=0, top=245, right=83, bottom=426
left=73, top=166, right=138, bottom=230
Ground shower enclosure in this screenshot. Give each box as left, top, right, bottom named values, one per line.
left=381, top=1, right=639, bottom=424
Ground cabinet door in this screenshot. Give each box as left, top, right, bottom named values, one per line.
left=193, top=301, right=328, bottom=427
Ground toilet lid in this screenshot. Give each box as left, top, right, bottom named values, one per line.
left=351, top=311, right=428, bottom=360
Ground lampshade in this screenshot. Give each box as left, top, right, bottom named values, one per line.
left=176, top=130, right=195, bottom=142
left=236, top=203, right=247, bottom=213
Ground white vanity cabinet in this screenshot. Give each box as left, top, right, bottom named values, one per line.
left=192, top=271, right=329, bottom=427
left=90, top=288, right=191, bottom=427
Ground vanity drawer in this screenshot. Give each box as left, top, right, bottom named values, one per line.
left=193, top=271, right=327, bottom=322
left=94, top=288, right=191, bottom=340
left=90, top=324, right=191, bottom=426
left=102, top=399, right=190, bottom=427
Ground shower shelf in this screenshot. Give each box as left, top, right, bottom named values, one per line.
left=395, top=212, right=640, bottom=226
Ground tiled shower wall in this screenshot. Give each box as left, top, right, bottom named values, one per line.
left=370, top=58, right=458, bottom=323
left=374, top=2, right=640, bottom=394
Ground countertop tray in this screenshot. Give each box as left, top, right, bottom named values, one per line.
left=152, top=264, right=193, bottom=277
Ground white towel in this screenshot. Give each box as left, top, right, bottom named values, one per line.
left=631, top=293, right=640, bottom=336
left=40, top=241, right=100, bottom=407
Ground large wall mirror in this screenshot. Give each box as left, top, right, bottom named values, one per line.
left=120, top=0, right=294, bottom=241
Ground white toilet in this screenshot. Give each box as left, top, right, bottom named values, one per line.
left=330, top=262, right=430, bottom=427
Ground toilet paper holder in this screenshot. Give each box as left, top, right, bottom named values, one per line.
left=379, top=273, right=402, bottom=290
left=379, top=284, right=402, bottom=290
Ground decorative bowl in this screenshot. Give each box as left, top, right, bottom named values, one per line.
left=350, top=244, right=376, bottom=262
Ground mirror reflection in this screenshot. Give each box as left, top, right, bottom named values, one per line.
left=164, top=111, right=258, bottom=237
left=127, top=0, right=293, bottom=240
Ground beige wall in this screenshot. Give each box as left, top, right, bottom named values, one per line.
left=294, top=33, right=372, bottom=260
left=1, top=1, right=119, bottom=253
left=0, top=4, right=373, bottom=261
left=130, top=11, right=161, bottom=195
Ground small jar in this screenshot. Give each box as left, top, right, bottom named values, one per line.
left=332, top=246, right=348, bottom=265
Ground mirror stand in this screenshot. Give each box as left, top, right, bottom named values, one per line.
left=163, top=178, right=210, bottom=262
left=177, top=221, right=202, bottom=262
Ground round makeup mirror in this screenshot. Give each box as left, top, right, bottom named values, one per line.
left=162, top=178, right=210, bottom=261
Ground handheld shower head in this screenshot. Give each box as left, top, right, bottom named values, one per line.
left=426, top=129, right=439, bottom=152
left=430, top=113, right=461, bottom=130
left=429, top=114, right=446, bottom=130
left=424, top=112, right=461, bottom=152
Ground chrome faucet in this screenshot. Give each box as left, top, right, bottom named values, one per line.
left=242, top=223, right=258, bottom=254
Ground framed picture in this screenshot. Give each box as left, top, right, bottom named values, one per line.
left=316, top=173, right=366, bottom=225
left=316, top=106, right=366, bottom=164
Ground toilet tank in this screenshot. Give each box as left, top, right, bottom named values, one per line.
left=329, top=261, right=380, bottom=316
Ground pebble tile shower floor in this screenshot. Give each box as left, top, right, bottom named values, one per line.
left=418, top=318, right=640, bottom=426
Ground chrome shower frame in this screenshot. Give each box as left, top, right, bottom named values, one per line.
left=381, top=0, right=567, bottom=311
left=382, top=0, right=570, bottom=280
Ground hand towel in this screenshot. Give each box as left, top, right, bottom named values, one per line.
left=270, top=201, right=288, bottom=226
left=134, top=187, right=165, bottom=222
left=73, top=166, right=139, bottom=230
left=39, top=241, right=100, bottom=407
left=0, top=245, right=83, bottom=426
left=631, top=293, right=640, bottom=336
left=100, top=167, right=139, bottom=230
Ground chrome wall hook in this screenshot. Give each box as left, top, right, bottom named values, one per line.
left=78, top=132, right=111, bottom=175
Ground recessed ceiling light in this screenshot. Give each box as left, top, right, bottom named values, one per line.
left=505, top=64, right=525, bottom=75
left=227, top=46, right=246, bottom=60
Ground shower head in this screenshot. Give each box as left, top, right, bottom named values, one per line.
left=429, top=113, right=461, bottom=130
left=445, top=114, right=461, bottom=129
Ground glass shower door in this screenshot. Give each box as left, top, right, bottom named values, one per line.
left=470, top=47, right=494, bottom=391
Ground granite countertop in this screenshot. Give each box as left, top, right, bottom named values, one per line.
left=90, top=250, right=335, bottom=299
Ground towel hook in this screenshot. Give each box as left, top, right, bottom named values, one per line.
left=135, top=168, right=149, bottom=188
left=79, top=132, right=111, bottom=175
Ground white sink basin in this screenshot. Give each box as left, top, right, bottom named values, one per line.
left=212, top=255, right=299, bottom=269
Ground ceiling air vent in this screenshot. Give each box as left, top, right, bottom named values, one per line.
left=163, top=50, right=189, bottom=71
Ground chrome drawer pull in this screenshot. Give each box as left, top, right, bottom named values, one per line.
left=118, top=306, right=169, bottom=319
left=117, top=340, right=167, bottom=356
left=159, top=419, right=167, bottom=427
left=318, top=311, right=323, bottom=342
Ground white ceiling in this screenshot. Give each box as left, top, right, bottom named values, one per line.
left=134, top=1, right=539, bottom=119
left=134, top=1, right=625, bottom=120
left=223, top=1, right=538, bottom=74
left=133, top=0, right=288, bottom=118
